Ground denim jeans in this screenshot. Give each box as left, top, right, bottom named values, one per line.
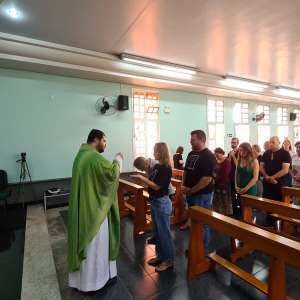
left=187, top=193, right=213, bottom=250
left=150, top=195, right=175, bottom=262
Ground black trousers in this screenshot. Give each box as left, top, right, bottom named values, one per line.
left=262, top=181, right=282, bottom=201
left=263, top=180, right=282, bottom=226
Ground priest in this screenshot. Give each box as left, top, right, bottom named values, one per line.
left=68, top=129, right=123, bottom=292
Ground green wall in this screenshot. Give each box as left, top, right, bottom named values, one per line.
left=0, top=68, right=134, bottom=183
left=0, top=68, right=297, bottom=183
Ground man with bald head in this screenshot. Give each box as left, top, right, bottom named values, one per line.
left=260, top=136, right=291, bottom=201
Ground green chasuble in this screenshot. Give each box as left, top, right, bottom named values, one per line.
left=68, top=144, right=120, bottom=272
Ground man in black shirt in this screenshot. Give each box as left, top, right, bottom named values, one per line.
left=182, top=130, right=216, bottom=251
left=260, top=136, right=291, bottom=201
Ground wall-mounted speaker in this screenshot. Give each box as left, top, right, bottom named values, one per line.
left=290, top=112, right=297, bottom=121
left=117, top=95, right=129, bottom=111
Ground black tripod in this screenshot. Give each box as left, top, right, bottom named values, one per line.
left=17, top=153, right=33, bottom=207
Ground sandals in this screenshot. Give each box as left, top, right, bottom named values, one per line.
left=147, top=257, right=162, bottom=266
left=155, top=261, right=174, bottom=272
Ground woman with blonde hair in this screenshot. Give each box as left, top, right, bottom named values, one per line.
left=282, top=137, right=293, bottom=186
left=131, top=142, right=175, bottom=272
left=282, top=137, right=293, bottom=154
left=235, top=142, right=259, bottom=198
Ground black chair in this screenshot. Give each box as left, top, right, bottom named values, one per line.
left=0, top=170, right=12, bottom=212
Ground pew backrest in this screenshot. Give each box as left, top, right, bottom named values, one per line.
left=119, top=178, right=144, bottom=194
left=189, top=206, right=300, bottom=268
left=240, top=195, right=300, bottom=220
left=282, top=186, right=300, bottom=203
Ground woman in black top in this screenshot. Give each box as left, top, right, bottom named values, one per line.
left=131, top=142, right=175, bottom=272
left=173, top=146, right=184, bottom=169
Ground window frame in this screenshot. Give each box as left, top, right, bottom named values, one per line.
left=233, top=102, right=250, bottom=143
left=133, top=89, right=160, bottom=159
left=207, top=98, right=225, bottom=150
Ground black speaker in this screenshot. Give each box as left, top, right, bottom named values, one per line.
left=117, top=95, right=129, bottom=111
left=290, top=112, right=297, bottom=121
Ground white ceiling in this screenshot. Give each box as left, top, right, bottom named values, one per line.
left=1, top=0, right=300, bottom=88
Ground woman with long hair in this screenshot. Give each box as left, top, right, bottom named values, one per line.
left=213, top=147, right=232, bottom=215
left=131, top=142, right=175, bottom=272
left=235, top=142, right=259, bottom=197
left=282, top=137, right=293, bottom=186
left=282, top=137, right=293, bottom=154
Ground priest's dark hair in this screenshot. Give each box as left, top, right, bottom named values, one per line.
left=87, top=129, right=105, bottom=143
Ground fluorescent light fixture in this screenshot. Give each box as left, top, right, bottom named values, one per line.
left=6, top=6, right=21, bottom=19
left=149, top=68, right=193, bottom=80
left=273, top=87, right=300, bottom=99
left=120, top=53, right=197, bottom=75
left=220, top=76, right=268, bottom=92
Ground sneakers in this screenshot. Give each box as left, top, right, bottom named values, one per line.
left=147, top=257, right=161, bottom=266
left=155, top=261, right=173, bottom=272
left=148, top=258, right=174, bottom=272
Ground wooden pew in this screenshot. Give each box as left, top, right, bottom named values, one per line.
left=241, top=195, right=300, bottom=238
left=120, top=170, right=185, bottom=222
left=282, top=186, right=300, bottom=204
left=170, top=178, right=185, bottom=224
left=172, top=169, right=187, bottom=223
left=231, top=195, right=300, bottom=262
left=118, top=178, right=152, bottom=236
left=187, top=206, right=300, bottom=300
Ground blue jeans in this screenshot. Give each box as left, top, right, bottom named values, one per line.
left=187, top=193, right=213, bottom=250
left=150, top=195, right=175, bottom=262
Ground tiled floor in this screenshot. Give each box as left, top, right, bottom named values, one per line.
left=46, top=207, right=300, bottom=300
left=0, top=206, right=26, bottom=300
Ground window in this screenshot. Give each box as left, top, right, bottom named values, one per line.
left=133, top=90, right=160, bottom=158
left=257, top=105, right=270, bottom=149
left=208, top=124, right=225, bottom=150
left=277, top=107, right=288, bottom=144
left=277, top=107, right=288, bottom=125
left=293, top=109, right=300, bottom=144
left=233, top=103, right=249, bottom=142
left=207, top=99, right=224, bottom=150
left=235, top=124, right=250, bottom=144
left=278, top=126, right=289, bottom=144
left=294, top=126, right=300, bottom=142
left=257, top=125, right=271, bottom=150
left=233, top=102, right=249, bottom=124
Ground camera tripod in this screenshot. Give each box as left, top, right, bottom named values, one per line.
left=17, top=155, right=33, bottom=207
